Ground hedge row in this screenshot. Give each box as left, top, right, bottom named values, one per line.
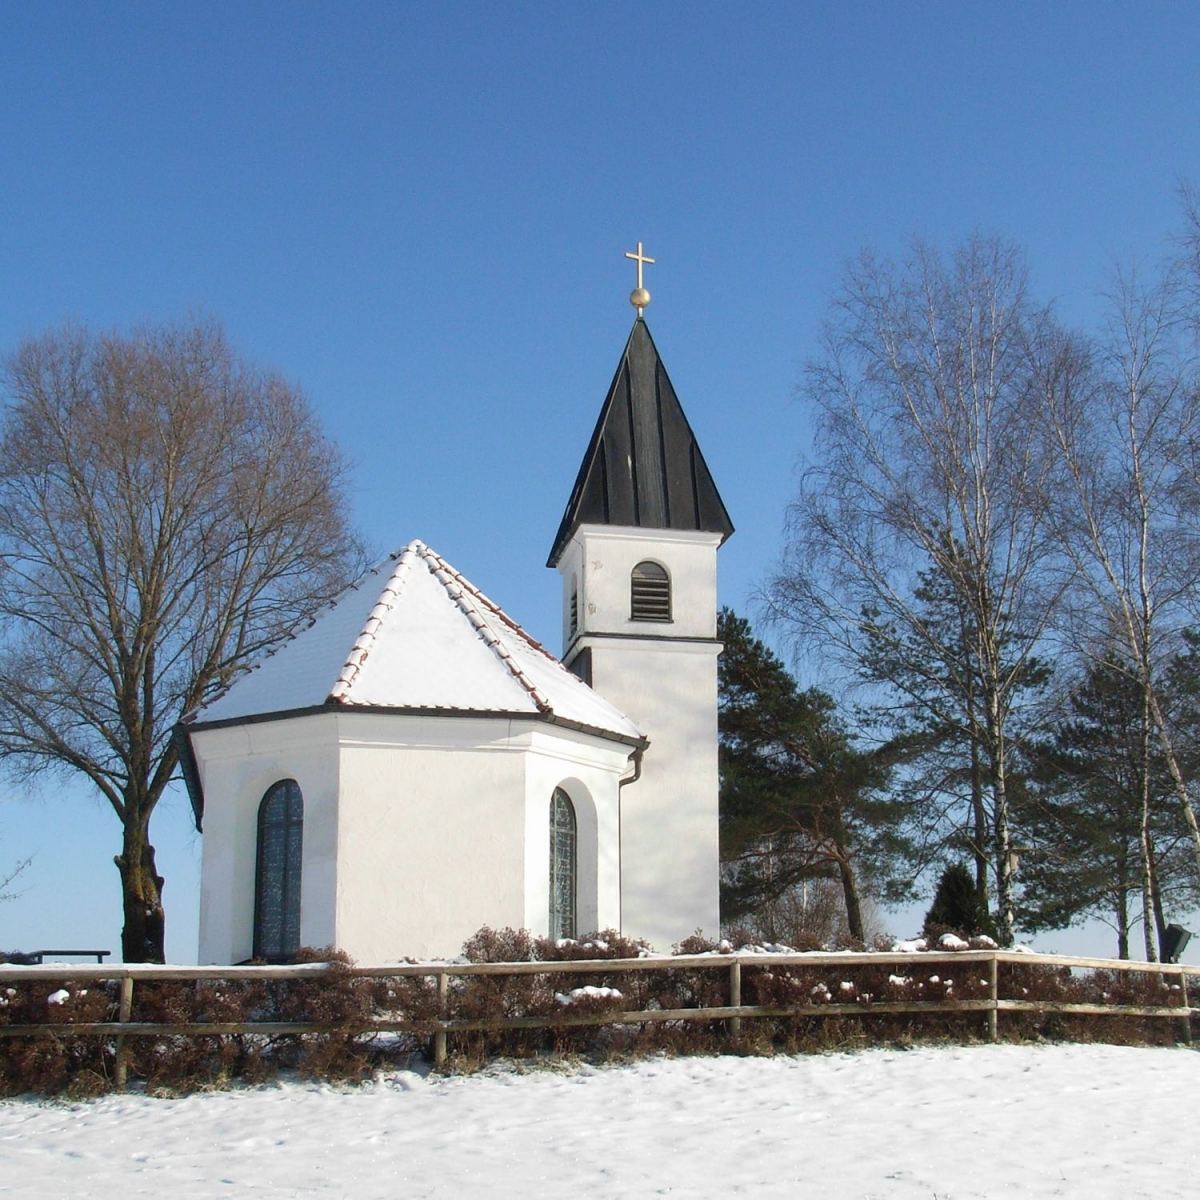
left=0, top=930, right=1188, bottom=1097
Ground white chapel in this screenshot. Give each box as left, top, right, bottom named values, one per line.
left=178, top=261, right=734, bottom=963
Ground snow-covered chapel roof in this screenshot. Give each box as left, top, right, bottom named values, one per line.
left=182, top=539, right=645, bottom=743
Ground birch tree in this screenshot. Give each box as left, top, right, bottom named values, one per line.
left=0, top=322, right=363, bottom=961
left=1038, top=272, right=1200, bottom=959
left=772, top=235, right=1066, bottom=943
left=1023, top=648, right=1197, bottom=958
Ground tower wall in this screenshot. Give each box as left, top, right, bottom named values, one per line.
left=559, top=525, right=722, bottom=949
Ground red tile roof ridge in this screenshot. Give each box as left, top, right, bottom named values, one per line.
left=329, top=541, right=420, bottom=703
left=417, top=543, right=556, bottom=715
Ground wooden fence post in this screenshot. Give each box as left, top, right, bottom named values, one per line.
left=114, top=976, right=135, bottom=1090
left=987, top=954, right=998, bottom=1043
left=1178, top=967, right=1192, bottom=1046
left=434, top=970, right=448, bottom=1069
left=729, top=960, right=742, bottom=1038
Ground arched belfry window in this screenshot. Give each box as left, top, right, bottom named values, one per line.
left=254, top=779, right=303, bottom=962
left=631, top=560, right=671, bottom=622
left=549, top=788, right=577, bottom=940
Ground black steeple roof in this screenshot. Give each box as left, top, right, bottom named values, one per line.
left=547, top=319, right=734, bottom=567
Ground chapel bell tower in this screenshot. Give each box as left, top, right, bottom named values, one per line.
left=546, top=244, right=734, bottom=949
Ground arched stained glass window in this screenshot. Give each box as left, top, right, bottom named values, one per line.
left=631, top=560, right=671, bottom=621
left=254, top=779, right=303, bottom=962
left=549, top=788, right=576, bottom=940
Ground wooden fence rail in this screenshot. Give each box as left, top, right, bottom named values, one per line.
left=1, top=949, right=1195, bottom=1082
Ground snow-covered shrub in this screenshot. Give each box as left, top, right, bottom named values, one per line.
left=462, top=925, right=538, bottom=964
left=536, top=929, right=651, bottom=962
left=127, top=973, right=274, bottom=1092
left=938, top=933, right=970, bottom=951
left=0, top=977, right=113, bottom=1097
left=997, top=961, right=1183, bottom=1046
left=452, top=929, right=557, bottom=1064
left=269, top=948, right=377, bottom=1082
left=673, top=931, right=722, bottom=956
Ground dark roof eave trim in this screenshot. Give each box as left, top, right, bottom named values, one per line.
left=179, top=700, right=648, bottom=825
left=178, top=700, right=648, bottom=744
left=173, top=723, right=206, bottom=833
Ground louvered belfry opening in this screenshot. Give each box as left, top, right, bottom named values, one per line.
left=569, top=583, right=579, bottom=638
left=630, top=560, right=671, bottom=622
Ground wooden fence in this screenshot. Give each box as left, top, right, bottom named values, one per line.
left=1, top=949, right=1195, bottom=1088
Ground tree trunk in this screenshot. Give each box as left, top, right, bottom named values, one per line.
left=1116, top=842, right=1130, bottom=961
left=970, top=730, right=990, bottom=913
left=1146, top=687, right=1200, bottom=890
left=984, top=682, right=1014, bottom=947
left=835, top=853, right=865, bottom=943
left=961, top=658, right=991, bottom=915
left=115, top=816, right=166, bottom=963
left=1148, top=843, right=1167, bottom=958
left=1137, top=680, right=1158, bottom=962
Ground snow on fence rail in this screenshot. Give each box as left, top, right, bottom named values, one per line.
left=0, top=949, right=1194, bottom=1087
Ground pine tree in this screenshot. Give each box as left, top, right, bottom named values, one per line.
left=924, top=863, right=994, bottom=938
left=859, top=556, right=1051, bottom=943
left=718, top=609, right=908, bottom=942
left=1023, top=650, right=1197, bottom=958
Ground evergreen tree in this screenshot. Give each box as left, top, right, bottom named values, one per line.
left=859, top=557, right=1051, bottom=938
left=1023, top=650, right=1197, bottom=958
left=924, top=863, right=994, bottom=938
left=718, top=609, right=908, bottom=941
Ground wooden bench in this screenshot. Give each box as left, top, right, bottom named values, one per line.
left=5, top=945, right=112, bottom=964
left=37, top=945, right=109, bottom=964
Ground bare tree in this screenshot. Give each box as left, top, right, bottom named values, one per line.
left=1038, top=270, right=1200, bottom=959
left=0, top=321, right=363, bottom=961
left=771, top=236, right=1066, bottom=944
left=725, top=876, right=886, bottom=950
left=0, top=852, right=29, bottom=904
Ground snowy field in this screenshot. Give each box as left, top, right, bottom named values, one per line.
left=0, top=1043, right=1195, bottom=1198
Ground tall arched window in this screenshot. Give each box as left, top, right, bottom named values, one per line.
left=254, top=779, right=303, bottom=962
left=630, top=560, right=671, bottom=622
left=549, top=788, right=577, bottom=940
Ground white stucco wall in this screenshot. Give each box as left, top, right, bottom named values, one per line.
left=521, top=727, right=625, bottom=938
left=192, top=711, right=633, bottom=964
left=193, top=714, right=340, bottom=965
left=559, top=526, right=721, bottom=646
left=333, top=714, right=528, bottom=961
left=558, top=525, right=723, bottom=951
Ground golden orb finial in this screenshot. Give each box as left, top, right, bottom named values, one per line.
left=624, top=241, right=655, bottom=318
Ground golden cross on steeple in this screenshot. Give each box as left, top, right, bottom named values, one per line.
left=625, top=240, right=655, bottom=317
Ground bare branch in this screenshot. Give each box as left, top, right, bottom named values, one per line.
left=0, top=320, right=365, bottom=959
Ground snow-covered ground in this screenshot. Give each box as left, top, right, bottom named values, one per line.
left=0, top=1044, right=1194, bottom=1198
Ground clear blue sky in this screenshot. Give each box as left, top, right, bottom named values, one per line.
left=2, top=2, right=1198, bottom=961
